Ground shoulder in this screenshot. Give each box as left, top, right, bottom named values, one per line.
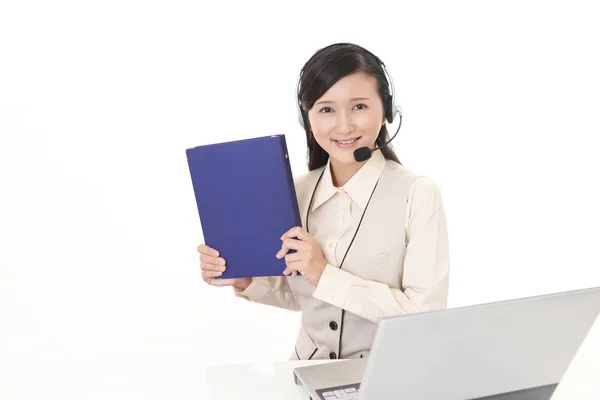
left=408, top=175, right=444, bottom=212
left=383, top=160, right=417, bottom=179
left=383, top=161, right=444, bottom=207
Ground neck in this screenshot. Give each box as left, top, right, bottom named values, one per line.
left=330, top=158, right=366, bottom=187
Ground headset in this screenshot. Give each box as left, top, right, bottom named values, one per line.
left=295, top=43, right=402, bottom=162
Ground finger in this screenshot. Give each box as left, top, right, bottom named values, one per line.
left=209, top=278, right=238, bottom=287
left=283, top=258, right=305, bottom=274
left=285, top=252, right=302, bottom=264
left=280, top=226, right=311, bottom=241
left=276, top=243, right=290, bottom=259
left=282, top=239, right=305, bottom=251
left=200, top=262, right=226, bottom=273
left=276, top=239, right=306, bottom=259
left=197, top=243, right=219, bottom=257
left=199, top=254, right=226, bottom=267
left=283, top=265, right=299, bottom=276
left=276, top=243, right=291, bottom=259
left=280, top=226, right=298, bottom=240
left=202, top=269, right=223, bottom=280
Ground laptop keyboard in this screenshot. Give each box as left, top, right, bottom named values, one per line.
left=316, top=383, right=361, bottom=400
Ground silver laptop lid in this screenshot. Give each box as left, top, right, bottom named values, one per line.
left=359, top=286, right=600, bottom=400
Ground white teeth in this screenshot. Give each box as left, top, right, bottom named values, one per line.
left=336, top=138, right=358, bottom=144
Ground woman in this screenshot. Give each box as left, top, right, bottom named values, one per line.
left=197, top=42, right=450, bottom=361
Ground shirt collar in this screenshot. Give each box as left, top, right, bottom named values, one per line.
left=310, top=149, right=386, bottom=212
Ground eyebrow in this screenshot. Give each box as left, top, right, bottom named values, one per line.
left=315, top=97, right=372, bottom=105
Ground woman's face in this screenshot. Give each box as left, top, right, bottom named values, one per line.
left=307, top=72, right=385, bottom=166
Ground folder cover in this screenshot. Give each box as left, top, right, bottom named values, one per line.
left=186, top=134, right=302, bottom=279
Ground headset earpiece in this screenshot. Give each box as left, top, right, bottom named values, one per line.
left=298, top=110, right=306, bottom=130
left=298, top=107, right=309, bottom=131
left=387, top=103, right=402, bottom=124
left=385, top=95, right=394, bottom=124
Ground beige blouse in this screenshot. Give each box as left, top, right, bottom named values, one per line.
left=234, top=149, right=450, bottom=361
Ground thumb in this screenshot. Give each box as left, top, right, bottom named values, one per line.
left=209, top=278, right=237, bottom=287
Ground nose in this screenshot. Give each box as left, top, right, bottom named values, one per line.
left=336, top=110, right=354, bottom=135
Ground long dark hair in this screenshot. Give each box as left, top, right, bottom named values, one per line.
left=297, top=43, right=401, bottom=170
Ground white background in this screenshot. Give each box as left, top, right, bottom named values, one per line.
left=1, top=0, right=599, bottom=398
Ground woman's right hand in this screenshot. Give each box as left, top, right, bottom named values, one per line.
left=197, top=243, right=252, bottom=291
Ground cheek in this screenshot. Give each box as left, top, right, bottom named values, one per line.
left=311, top=133, right=330, bottom=150
left=357, top=116, right=382, bottom=137
left=310, top=119, right=334, bottom=143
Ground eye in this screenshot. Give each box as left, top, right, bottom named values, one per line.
left=354, top=103, right=368, bottom=110
left=319, top=107, right=333, bottom=113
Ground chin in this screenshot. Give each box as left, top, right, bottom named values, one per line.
left=328, top=149, right=359, bottom=165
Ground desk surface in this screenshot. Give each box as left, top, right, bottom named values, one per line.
left=201, top=359, right=341, bottom=400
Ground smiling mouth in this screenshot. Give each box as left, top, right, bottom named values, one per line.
left=332, top=137, right=361, bottom=145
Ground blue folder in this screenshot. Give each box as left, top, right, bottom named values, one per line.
left=186, top=134, right=302, bottom=279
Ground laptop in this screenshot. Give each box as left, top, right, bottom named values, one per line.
left=293, top=286, right=600, bottom=400
left=550, top=309, right=600, bottom=399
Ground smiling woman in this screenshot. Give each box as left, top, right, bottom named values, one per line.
left=197, top=42, right=450, bottom=362
left=298, top=44, right=401, bottom=175
left=306, top=72, right=392, bottom=186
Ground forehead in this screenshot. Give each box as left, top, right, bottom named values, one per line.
left=317, top=72, right=379, bottom=101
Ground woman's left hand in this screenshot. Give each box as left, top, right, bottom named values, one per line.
left=276, top=226, right=327, bottom=286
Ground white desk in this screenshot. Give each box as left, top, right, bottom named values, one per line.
left=201, top=359, right=342, bottom=400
